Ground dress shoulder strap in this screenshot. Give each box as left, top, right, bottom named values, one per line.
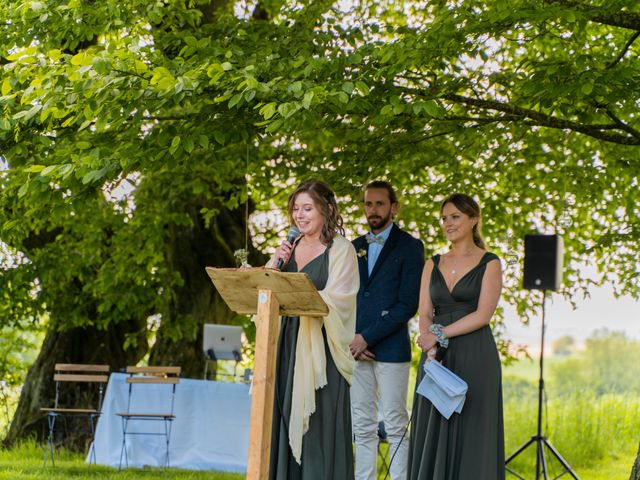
left=480, top=251, right=500, bottom=266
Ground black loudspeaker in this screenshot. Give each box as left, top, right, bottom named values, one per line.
left=522, top=234, right=563, bottom=291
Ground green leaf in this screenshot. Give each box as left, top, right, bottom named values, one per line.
left=2, top=77, right=11, bottom=96
left=213, top=131, right=226, bottom=145
left=341, top=82, right=354, bottom=94
left=259, top=102, right=277, bottom=120
left=228, top=93, right=243, bottom=109
left=13, top=105, right=41, bottom=122
left=70, top=52, right=93, bottom=67
left=355, top=81, right=369, bottom=95
left=302, top=91, right=314, bottom=109
left=380, top=105, right=393, bottom=116
left=134, top=60, right=148, bottom=73
left=81, top=168, right=108, bottom=184
left=278, top=102, right=298, bottom=118
left=184, top=137, right=194, bottom=153
left=40, top=165, right=57, bottom=176
left=423, top=100, right=441, bottom=117
left=265, top=118, right=283, bottom=133
left=18, top=183, right=29, bottom=198
left=581, top=82, right=594, bottom=95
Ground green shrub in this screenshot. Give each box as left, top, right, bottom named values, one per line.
left=551, top=329, right=640, bottom=397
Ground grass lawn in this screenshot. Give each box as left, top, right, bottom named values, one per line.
left=503, top=446, right=636, bottom=480
left=0, top=441, right=244, bottom=480
left=1, top=434, right=635, bottom=480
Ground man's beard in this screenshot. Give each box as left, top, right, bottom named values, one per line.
left=367, top=212, right=391, bottom=231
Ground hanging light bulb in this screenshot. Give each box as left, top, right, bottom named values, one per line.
left=505, top=232, right=519, bottom=266
left=558, top=210, right=573, bottom=229
left=558, top=197, right=573, bottom=229
left=505, top=250, right=519, bottom=266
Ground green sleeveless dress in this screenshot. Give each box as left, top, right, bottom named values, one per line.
left=408, top=252, right=505, bottom=480
left=269, top=244, right=354, bottom=480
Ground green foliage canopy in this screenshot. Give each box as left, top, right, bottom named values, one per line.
left=0, top=0, right=639, bottom=341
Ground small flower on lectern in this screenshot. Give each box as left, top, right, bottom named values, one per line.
left=233, top=249, right=251, bottom=268
left=357, top=248, right=367, bottom=259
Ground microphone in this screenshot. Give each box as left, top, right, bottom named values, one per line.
left=276, top=226, right=300, bottom=270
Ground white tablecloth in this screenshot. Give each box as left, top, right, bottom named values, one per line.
left=89, top=372, right=251, bottom=472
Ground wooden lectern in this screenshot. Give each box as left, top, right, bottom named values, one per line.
left=205, top=267, right=328, bottom=480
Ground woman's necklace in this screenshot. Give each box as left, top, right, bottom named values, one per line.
left=300, top=236, right=325, bottom=255
left=449, top=248, right=475, bottom=276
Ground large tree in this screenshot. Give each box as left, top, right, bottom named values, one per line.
left=1, top=0, right=638, bottom=470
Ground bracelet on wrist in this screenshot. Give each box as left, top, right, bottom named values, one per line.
left=428, top=323, right=449, bottom=348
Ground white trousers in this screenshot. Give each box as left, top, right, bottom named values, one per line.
left=351, top=360, right=410, bottom=480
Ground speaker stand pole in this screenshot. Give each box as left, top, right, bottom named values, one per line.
left=505, top=290, right=580, bottom=480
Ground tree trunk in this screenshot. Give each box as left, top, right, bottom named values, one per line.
left=149, top=205, right=265, bottom=377
left=4, top=320, right=147, bottom=447
left=631, top=441, right=640, bottom=480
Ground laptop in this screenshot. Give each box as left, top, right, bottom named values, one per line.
left=203, top=324, right=243, bottom=362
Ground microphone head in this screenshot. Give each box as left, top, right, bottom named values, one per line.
left=287, top=226, right=301, bottom=242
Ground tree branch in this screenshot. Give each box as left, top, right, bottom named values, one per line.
left=604, top=107, right=640, bottom=140
left=606, top=31, right=640, bottom=69
left=441, top=93, right=640, bottom=145
left=546, top=1, right=640, bottom=31
left=111, top=68, right=151, bottom=80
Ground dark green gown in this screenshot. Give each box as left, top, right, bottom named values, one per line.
left=269, top=245, right=354, bottom=480
left=408, top=252, right=505, bottom=480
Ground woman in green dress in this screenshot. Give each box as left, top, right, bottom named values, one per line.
left=408, top=193, right=505, bottom=480
left=268, top=179, right=358, bottom=480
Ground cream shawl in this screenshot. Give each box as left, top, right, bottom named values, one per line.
left=269, top=234, right=358, bottom=464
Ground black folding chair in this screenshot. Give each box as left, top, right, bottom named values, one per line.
left=41, top=363, right=109, bottom=466
left=116, top=366, right=181, bottom=469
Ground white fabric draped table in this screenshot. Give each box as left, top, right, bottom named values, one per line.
left=89, top=372, right=251, bottom=472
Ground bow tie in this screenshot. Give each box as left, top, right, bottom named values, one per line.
left=366, top=233, right=385, bottom=245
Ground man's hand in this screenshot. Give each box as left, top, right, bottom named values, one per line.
left=350, top=334, right=369, bottom=358
left=356, top=349, right=376, bottom=361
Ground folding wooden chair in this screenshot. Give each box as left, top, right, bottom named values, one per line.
left=41, top=363, right=110, bottom=466
left=116, top=366, right=181, bottom=469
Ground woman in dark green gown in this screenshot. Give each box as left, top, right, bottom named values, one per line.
left=269, top=248, right=353, bottom=480
left=408, top=194, right=505, bottom=480
left=268, top=179, right=358, bottom=480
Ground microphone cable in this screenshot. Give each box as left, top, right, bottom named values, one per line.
left=381, top=402, right=416, bottom=480
left=382, top=346, right=447, bottom=480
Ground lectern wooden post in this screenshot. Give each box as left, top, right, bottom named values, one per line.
left=205, top=267, right=328, bottom=480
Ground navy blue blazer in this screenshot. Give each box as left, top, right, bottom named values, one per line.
left=352, top=223, right=424, bottom=362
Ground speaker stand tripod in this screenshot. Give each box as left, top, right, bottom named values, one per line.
left=505, top=290, right=580, bottom=480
